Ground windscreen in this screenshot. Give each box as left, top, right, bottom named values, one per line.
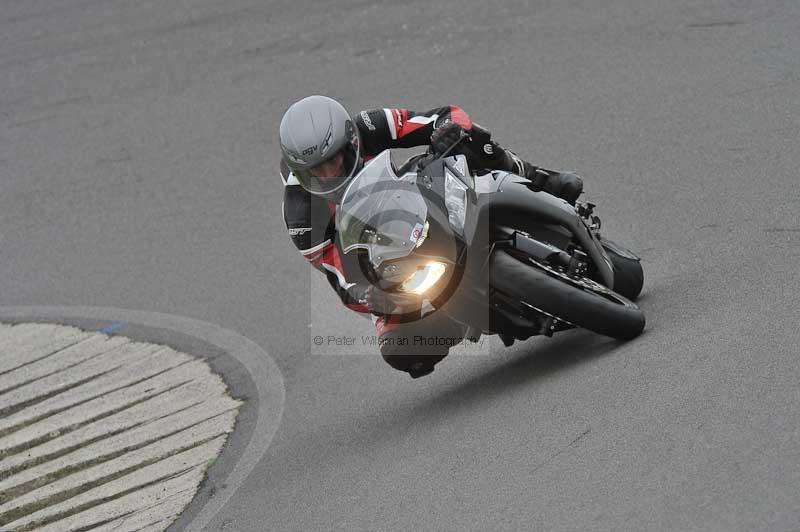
left=338, top=151, right=427, bottom=268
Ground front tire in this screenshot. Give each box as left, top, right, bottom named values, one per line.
left=491, top=250, right=645, bottom=340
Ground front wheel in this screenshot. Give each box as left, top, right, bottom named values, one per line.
left=491, top=250, right=646, bottom=340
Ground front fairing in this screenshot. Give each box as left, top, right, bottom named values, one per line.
left=337, top=151, right=465, bottom=305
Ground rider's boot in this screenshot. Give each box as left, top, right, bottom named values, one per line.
left=505, top=151, right=584, bottom=205
left=466, top=125, right=584, bottom=205
left=530, top=169, right=584, bottom=205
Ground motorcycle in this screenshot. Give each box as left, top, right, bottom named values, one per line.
left=335, top=141, right=645, bottom=347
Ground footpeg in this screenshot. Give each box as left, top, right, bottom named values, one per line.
left=577, top=202, right=602, bottom=234
left=538, top=316, right=556, bottom=337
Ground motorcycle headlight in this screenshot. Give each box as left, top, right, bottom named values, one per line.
left=399, top=261, right=447, bottom=294
left=444, top=171, right=468, bottom=235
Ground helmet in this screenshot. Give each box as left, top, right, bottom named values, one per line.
left=279, top=95, right=362, bottom=198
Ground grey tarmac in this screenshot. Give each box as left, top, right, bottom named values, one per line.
left=2, top=0, right=800, bottom=531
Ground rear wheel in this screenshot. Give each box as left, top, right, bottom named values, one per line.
left=606, top=249, right=644, bottom=301
left=491, top=250, right=645, bottom=340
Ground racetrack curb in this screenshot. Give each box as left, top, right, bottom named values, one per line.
left=0, top=306, right=285, bottom=532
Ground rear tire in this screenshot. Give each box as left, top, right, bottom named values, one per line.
left=491, top=250, right=645, bottom=340
left=604, top=246, right=644, bottom=301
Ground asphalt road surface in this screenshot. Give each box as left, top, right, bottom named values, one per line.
left=2, top=0, right=799, bottom=531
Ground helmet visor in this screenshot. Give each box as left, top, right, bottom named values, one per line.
left=294, top=137, right=361, bottom=195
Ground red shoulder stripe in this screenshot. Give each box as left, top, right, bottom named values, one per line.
left=448, top=104, right=473, bottom=129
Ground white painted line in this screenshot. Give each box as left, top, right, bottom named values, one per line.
left=0, top=323, right=241, bottom=532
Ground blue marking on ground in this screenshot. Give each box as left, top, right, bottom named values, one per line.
left=100, top=321, right=126, bottom=334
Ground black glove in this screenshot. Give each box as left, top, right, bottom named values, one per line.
left=430, top=120, right=470, bottom=156
left=364, top=284, right=386, bottom=317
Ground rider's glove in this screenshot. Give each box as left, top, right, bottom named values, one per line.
left=430, top=120, right=470, bottom=156
left=364, top=285, right=385, bottom=317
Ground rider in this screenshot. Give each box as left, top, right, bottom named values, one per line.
left=280, top=95, right=583, bottom=378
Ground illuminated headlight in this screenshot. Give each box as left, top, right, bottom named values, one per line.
left=399, top=261, right=447, bottom=294
left=445, top=172, right=468, bottom=234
